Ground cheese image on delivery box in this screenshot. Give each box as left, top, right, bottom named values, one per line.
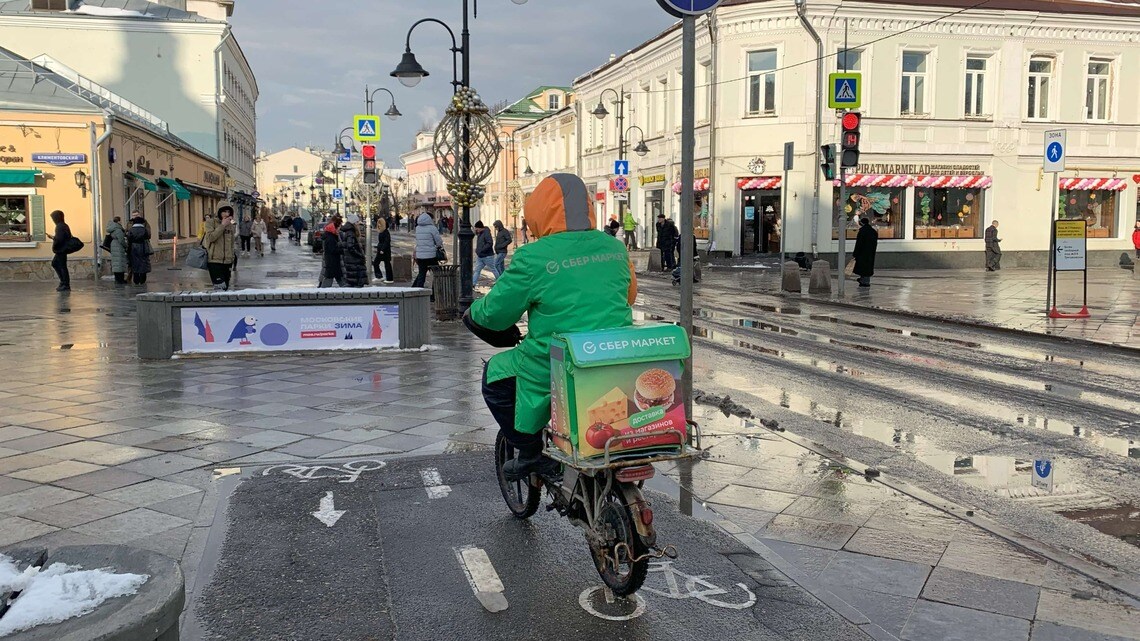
left=549, top=323, right=690, bottom=461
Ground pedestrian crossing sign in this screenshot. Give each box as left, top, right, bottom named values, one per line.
left=828, top=73, right=862, bottom=109
left=353, top=114, right=381, bottom=142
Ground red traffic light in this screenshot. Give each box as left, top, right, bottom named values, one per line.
left=361, top=144, right=377, bottom=160
left=842, top=132, right=860, bottom=149
left=841, top=112, right=861, bottom=131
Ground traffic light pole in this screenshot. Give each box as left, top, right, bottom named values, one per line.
left=837, top=164, right=847, bottom=297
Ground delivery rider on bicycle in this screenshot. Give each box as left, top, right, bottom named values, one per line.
left=467, top=174, right=638, bottom=480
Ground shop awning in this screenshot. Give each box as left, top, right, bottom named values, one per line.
left=126, top=172, right=157, bottom=191
left=0, top=169, right=41, bottom=185
left=1059, top=177, right=1127, bottom=191
left=176, top=178, right=227, bottom=199
left=157, top=177, right=191, bottom=201
left=671, top=178, right=710, bottom=194
left=830, top=174, right=992, bottom=188
left=736, top=176, right=783, bottom=190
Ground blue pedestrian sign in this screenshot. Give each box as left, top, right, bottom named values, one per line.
left=614, top=160, right=630, bottom=176
left=332, top=188, right=344, bottom=200
left=1044, top=129, right=1066, bottom=173
left=828, top=73, right=862, bottom=109
left=656, top=0, right=722, bottom=16
left=337, top=149, right=352, bottom=163
left=1032, top=459, right=1054, bottom=492
left=353, top=114, right=381, bottom=142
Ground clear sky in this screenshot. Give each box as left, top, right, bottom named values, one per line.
left=232, top=0, right=677, bottom=165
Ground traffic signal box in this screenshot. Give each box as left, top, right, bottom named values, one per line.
left=819, top=144, right=837, bottom=181
left=362, top=144, right=377, bottom=184
left=840, top=112, right=861, bottom=168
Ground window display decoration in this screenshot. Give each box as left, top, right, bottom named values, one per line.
left=1058, top=178, right=1126, bottom=191
left=736, top=176, right=782, bottom=190
left=672, top=178, right=709, bottom=194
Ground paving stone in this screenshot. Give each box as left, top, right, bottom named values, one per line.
left=902, top=599, right=1030, bottom=641
left=95, top=428, right=169, bottom=446
left=2, top=431, right=80, bottom=452
left=0, top=475, right=36, bottom=496
left=0, top=515, right=58, bottom=547
left=233, top=430, right=307, bottom=449
left=1035, top=589, right=1140, bottom=640
left=0, top=447, right=18, bottom=459
left=706, top=484, right=800, bottom=513
left=33, top=440, right=121, bottom=461
left=120, top=452, right=212, bottom=477
left=100, top=479, right=202, bottom=507
left=939, top=540, right=1049, bottom=585
left=71, top=507, right=191, bottom=542
left=56, top=423, right=134, bottom=439
left=757, top=514, right=859, bottom=550
left=365, top=432, right=442, bottom=453
left=22, top=416, right=98, bottom=432
left=19, top=495, right=134, bottom=529
left=829, top=586, right=917, bottom=638
left=321, top=428, right=397, bottom=443
left=9, top=460, right=105, bottom=483
left=1031, top=622, right=1136, bottom=641
left=130, top=523, right=194, bottom=559
left=184, top=442, right=266, bottom=463
left=781, top=495, right=878, bottom=527
left=50, top=468, right=153, bottom=494
left=148, top=492, right=206, bottom=521
left=273, top=438, right=356, bottom=458
left=922, top=566, right=1040, bottom=619
left=226, top=452, right=306, bottom=465
left=403, top=421, right=476, bottom=439
left=0, top=485, right=86, bottom=515
left=819, top=550, right=932, bottom=598
left=758, top=537, right=838, bottom=580
left=323, top=443, right=400, bottom=458
left=843, top=526, right=948, bottom=566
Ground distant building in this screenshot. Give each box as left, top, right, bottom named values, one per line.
left=0, top=0, right=259, bottom=213
left=255, top=147, right=326, bottom=218
left=401, top=131, right=451, bottom=217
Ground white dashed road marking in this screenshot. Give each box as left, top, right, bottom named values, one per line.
left=420, top=467, right=452, bottom=499
left=455, top=546, right=508, bottom=612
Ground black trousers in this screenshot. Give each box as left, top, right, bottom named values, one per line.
left=207, top=262, right=231, bottom=288
left=373, top=254, right=393, bottom=281
left=51, top=253, right=69, bottom=287
left=240, top=235, right=252, bottom=252
left=412, top=257, right=439, bottom=288
left=482, top=365, right=542, bottom=456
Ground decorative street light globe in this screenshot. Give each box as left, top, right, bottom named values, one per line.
left=432, top=86, right=502, bottom=208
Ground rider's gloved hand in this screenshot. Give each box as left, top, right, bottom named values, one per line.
left=463, top=310, right=522, bottom=348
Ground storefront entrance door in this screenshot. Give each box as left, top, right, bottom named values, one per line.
left=740, top=189, right=781, bottom=254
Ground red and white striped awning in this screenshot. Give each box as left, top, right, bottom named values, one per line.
left=832, top=174, right=912, bottom=187
left=672, top=178, right=710, bottom=194
left=736, top=176, right=782, bottom=190
left=831, top=174, right=993, bottom=189
left=1058, top=177, right=1127, bottom=191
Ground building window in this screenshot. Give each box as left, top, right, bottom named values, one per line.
left=0, top=196, right=30, bottom=241
left=126, top=183, right=145, bottom=217
left=1062, top=189, right=1117, bottom=238
left=836, top=48, right=862, bottom=71
left=698, top=62, right=711, bottom=122
left=158, top=194, right=174, bottom=238
left=31, top=0, right=67, bottom=10
left=1027, top=57, right=1053, bottom=120
left=655, top=78, right=667, bottom=133
left=747, top=50, right=777, bottom=116
left=964, top=55, right=989, bottom=117
left=900, top=52, right=928, bottom=115
left=833, top=187, right=905, bottom=240
left=1086, top=58, right=1112, bottom=122
left=914, top=188, right=985, bottom=239
left=548, top=94, right=561, bottom=110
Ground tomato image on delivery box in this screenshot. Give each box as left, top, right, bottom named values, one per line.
left=549, top=323, right=690, bottom=461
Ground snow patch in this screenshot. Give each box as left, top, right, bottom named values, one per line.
left=171, top=344, right=445, bottom=358
left=68, top=3, right=158, bottom=19
left=149, top=286, right=425, bottom=297
left=0, top=554, right=148, bottom=637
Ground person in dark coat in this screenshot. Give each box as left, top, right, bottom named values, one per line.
left=492, top=220, right=512, bottom=276
left=339, top=221, right=368, bottom=288
left=48, top=210, right=72, bottom=291
left=373, top=217, right=394, bottom=283
left=605, top=215, right=620, bottom=237
left=127, top=214, right=152, bottom=285
left=852, top=218, right=878, bottom=288
left=473, top=220, right=497, bottom=287
left=656, top=214, right=679, bottom=271
left=985, top=220, right=1002, bottom=271
left=319, top=216, right=345, bottom=287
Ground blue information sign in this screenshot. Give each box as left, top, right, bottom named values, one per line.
left=332, top=188, right=344, bottom=200
left=657, top=0, right=722, bottom=15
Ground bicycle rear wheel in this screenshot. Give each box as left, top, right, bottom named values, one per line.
left=591, top=485, right=649, bottom=596
left=495, top=433, right=541, bottom=519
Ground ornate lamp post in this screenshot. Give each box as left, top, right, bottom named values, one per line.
left=592, top=88, right=651, bottom=236
left=393, top=0, right=529, bottom=309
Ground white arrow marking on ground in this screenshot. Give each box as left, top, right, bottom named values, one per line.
left=311, top=491, right=345, bottom=527
left=420, top=467, right=451, bottom=499
left=455, top=546, right=508, bottom=612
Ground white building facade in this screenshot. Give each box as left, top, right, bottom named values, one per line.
left=0, top=0, right=259, bottom=204
left=573, top=0, right=1140, bottom=266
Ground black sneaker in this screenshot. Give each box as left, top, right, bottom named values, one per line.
left=503, top=453, right=561, bottom=482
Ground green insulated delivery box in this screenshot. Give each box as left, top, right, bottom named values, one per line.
left=549, top=323, right=691, bottom=461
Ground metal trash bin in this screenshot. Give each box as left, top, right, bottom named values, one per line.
left=429, top=265, right=461, bottom=321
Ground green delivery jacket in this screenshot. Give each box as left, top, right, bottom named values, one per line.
left=471, top=223, right=637, bottom=436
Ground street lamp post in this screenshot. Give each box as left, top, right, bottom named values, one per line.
left=393, top=0, right=529, bottom=310
left=365, top=86, right=403, bottom=120
left=593, top=88, right=651, bottom=239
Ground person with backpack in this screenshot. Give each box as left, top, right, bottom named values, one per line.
left=47, top=210, right=75, bottom=291
left=373, top=217, right=394, bottom=283
left=104, top=216, right=129, bottom=285
left=492, top=220, right=512, bottom=276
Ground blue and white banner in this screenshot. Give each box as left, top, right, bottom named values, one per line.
left=179, top=304, right=400, bottom=353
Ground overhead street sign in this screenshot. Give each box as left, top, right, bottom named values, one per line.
left=1054, top=220, right=1086, bottom=272
left=828, top=73, right=862, bottom=110
left=656, top=0, right=722, bottom=16
left=614, top=160, right=629, bottom=176
left=1044, top=129, right=1066, bottom=173
left=353, top=114, right=381, bottom=142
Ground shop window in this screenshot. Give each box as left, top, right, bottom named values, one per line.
left=901, top=52, right=928, bottom=115
left=747, top=49, right=777, bottom=116
left=1061, top=189, right=1117, bottom=238
left=964, top=55, right=989, bottom=117
left=126, top=183, right=145, bottom=217
left=1027, top=56, right=1053, bottom=120
left=0, top=196, right=30, bottom=241
left=692, top=192, right=710, bottom=240
left=913, top=188, right=984, bottom=239
left=833, top=187, right=905, bottom=240
left=1086, top=58, right=1113, bottom=122
left=158, top=195, right=175, bottom=239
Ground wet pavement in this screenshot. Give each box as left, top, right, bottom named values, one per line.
left=705, top=259, right=1140, bottom=349
left=0, top=238, right=1137, bottom=640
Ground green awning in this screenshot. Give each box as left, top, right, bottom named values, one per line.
left=0, top=169, right=41, bottom=185
left=158, top=177, right=190, bottom=201
left=126, top=172, right=157, bottom=191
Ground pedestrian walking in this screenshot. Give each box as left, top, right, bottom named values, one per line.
left=203, top=206, right=236, bottom=290
left=438, top=214, right=448, bottom=236
left=340, top=221, right=368, bottom=288
left=520, top=216, right=529, bottom=244
left=492, top=220, right=512, bottom=276
left=605, top=214, right=620, bottom=237
left=656, top=214, right=678, bottom=271
left=852, top=218, right=878, bottom=288
left=48, top=210, right=73, bottom=291
left=319, top=215, right=346, bottom=287
left=622, top=211, right=639, bottom=250
left=985, top=220, right=1002, bottom=271
left=265, top=215, right=279, bottom=253
left=412, top=210, right=443, bottom=289
left=105, top=216, right=128, bottom=284
left=251, top=216, right=266, bottom=257
left=1132, top=220, right=1140, bottom=259
left=126, top=214, right=152, bottom=285
left=394, top=213, right=402, bottom=232
left=238, top=215, right=254, bottom=257
left=291, top=215, right=304, bottom=246
left=472, top=221, right=497, bottom=287
left=373, top=217, right=394, bottom=283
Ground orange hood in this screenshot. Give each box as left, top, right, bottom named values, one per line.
left=524, top=174, right=593, bottom=240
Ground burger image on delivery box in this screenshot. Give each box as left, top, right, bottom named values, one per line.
left=549, top=324, right=690, bottom=461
